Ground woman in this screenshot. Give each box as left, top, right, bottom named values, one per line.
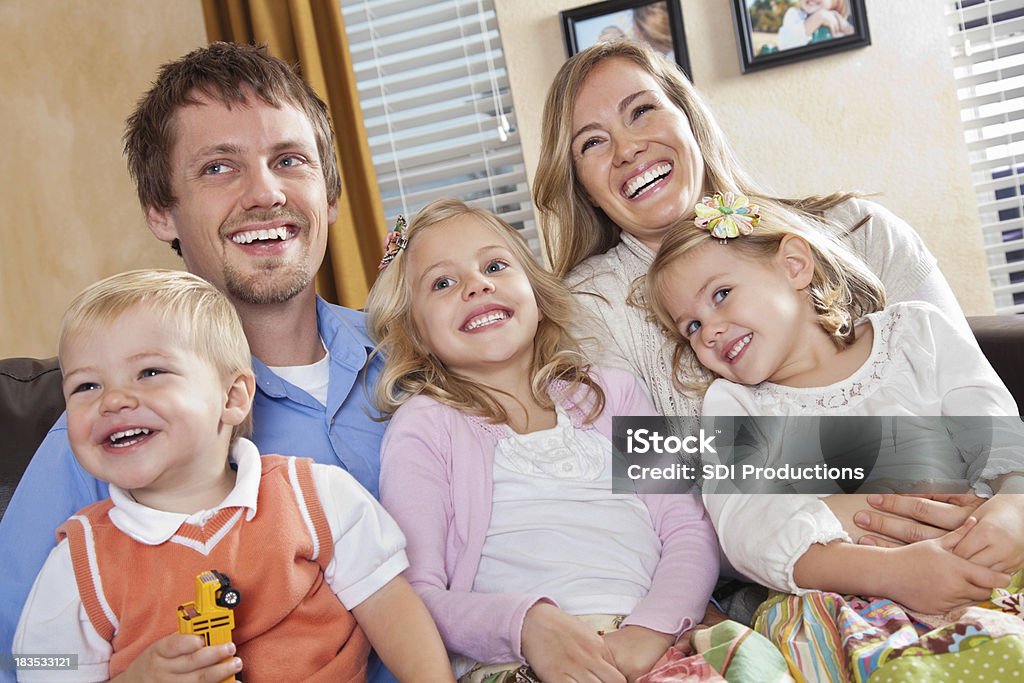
left=534, top=39, right=967, bottom=419
left=532, top=40, right=1024, bottom=679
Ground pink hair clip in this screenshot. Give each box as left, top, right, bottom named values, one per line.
left=694, top=192, right=760, bottom=241
left=377, top=215, right=409, bottom=270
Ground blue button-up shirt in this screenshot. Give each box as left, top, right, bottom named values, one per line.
left=0, top=298, right=393, bottom=682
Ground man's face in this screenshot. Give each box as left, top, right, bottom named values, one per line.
left=146, top=90, right=336, bottom=307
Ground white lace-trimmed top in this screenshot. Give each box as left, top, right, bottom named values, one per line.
left=701, top=301, right=1022, bottom=593
left=472, top=406, right=662, bottom=616
left=703, top=301, right=1018, bottom=421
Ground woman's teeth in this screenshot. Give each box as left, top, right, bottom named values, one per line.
left=625, top=163, right=671, bottom=199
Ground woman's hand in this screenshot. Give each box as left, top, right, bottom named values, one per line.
left=952, top=493, right=1024, bottom=572
left=521, top=602, right=625, bottom=683
left=854, top=492, right=984, bottom=546
left=602, top=626, right=673, bottom=683
left=883, top=518, right=1011, bottom=614
left=111, top=633, right=241, bottom=683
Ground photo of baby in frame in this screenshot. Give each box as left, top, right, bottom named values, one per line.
left=733, top=0, right=871, bottom=73
left=561, top=0, right=692, bottom=81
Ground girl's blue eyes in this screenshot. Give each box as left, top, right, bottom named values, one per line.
left=683, top=289, right=731, bottom=338
left=432, top=261, right=508, bottom=290
left=71, top=382, right=99, bottom=395
left=140, top=368, right=165, bottom=378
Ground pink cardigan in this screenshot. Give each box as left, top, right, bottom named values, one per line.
left=379, top=367, right=718, bottom=665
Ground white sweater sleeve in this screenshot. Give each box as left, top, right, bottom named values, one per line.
left=909, top=302, right=1024, bottom=494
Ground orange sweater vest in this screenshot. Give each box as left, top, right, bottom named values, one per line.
left=58, top=455, right=369, bottom=682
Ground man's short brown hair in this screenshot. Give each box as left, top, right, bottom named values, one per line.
left=124, top=42, right=341, bottom=216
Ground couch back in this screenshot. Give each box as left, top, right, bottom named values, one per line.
left=0, top=357, right=63, bottom=519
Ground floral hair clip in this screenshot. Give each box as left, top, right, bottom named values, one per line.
left=377, top=215, right=408, bottom=270
left=694, top=192, right=760, bottom=241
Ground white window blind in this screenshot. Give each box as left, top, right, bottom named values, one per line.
left=947, top=0, right=1024, bottom=314
left=340, top=0, right=539, bottom=255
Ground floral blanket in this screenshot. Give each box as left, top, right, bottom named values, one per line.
left=754, top=575, right=1024, bottom=682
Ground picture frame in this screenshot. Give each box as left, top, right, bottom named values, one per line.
left=731, top=0, right=870, bottom=73
left=561, top=0, right=692, bottom=81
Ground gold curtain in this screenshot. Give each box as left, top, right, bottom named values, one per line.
left=202, top=0, right=385, bottom=308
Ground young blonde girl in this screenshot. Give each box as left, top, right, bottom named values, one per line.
left=366, top=199, right=731, bottom=683
left=643, top=195, right=1024, bottom=679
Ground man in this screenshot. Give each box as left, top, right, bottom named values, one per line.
left=0, top=43, right=396, bottom=682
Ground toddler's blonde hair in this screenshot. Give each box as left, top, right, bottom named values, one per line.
left=59, top=269, right=254, bottom=440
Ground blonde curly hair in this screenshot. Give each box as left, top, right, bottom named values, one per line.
left=365, top=198, right=605, bottom=424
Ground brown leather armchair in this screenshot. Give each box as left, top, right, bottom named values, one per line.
left=0, top=357, right=63, bottom=519
left=1, top=316, right=1023, bottom=519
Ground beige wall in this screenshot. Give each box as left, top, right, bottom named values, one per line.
left=496, top=0, right=994, bottom=314
left=0, top=0, right=993, bottom=358
left=0, top=0, right=207, bottom=358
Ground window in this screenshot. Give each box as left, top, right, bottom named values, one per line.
left=947, top=0, right=1024, bottom=313
left=341, top=0, right=539, bottom=255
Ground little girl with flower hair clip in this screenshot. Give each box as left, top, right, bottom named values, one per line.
left=643, top=195, right=1024, bottom=679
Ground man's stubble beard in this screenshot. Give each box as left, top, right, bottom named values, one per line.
left=217, top=207, right=316, bottom=305
left=223, top=256, right=313, bottom=305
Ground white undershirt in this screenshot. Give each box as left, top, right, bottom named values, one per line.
left=473, top=406, right=662, bottom=616
left=268, top=341, right=330, bottom=405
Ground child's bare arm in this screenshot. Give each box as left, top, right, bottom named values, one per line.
left=823, top=493, right=875, bottom=542
left=109, top=633, right=241, bottom=683
left=793, top=518, right=1011, bottom=614
left=351, top=575, right=455, bottom=683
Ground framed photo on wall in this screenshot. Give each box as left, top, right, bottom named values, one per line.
left=732, top=0, right=871, bottom=73
left=561, top=0, right=692, bottom=81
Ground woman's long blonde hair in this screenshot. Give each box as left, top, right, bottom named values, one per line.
left=642, top=203, right=887, bottom=395
left=366, top=198, right=605, bottom=423
left=533, top=40, right=862, bottom=278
